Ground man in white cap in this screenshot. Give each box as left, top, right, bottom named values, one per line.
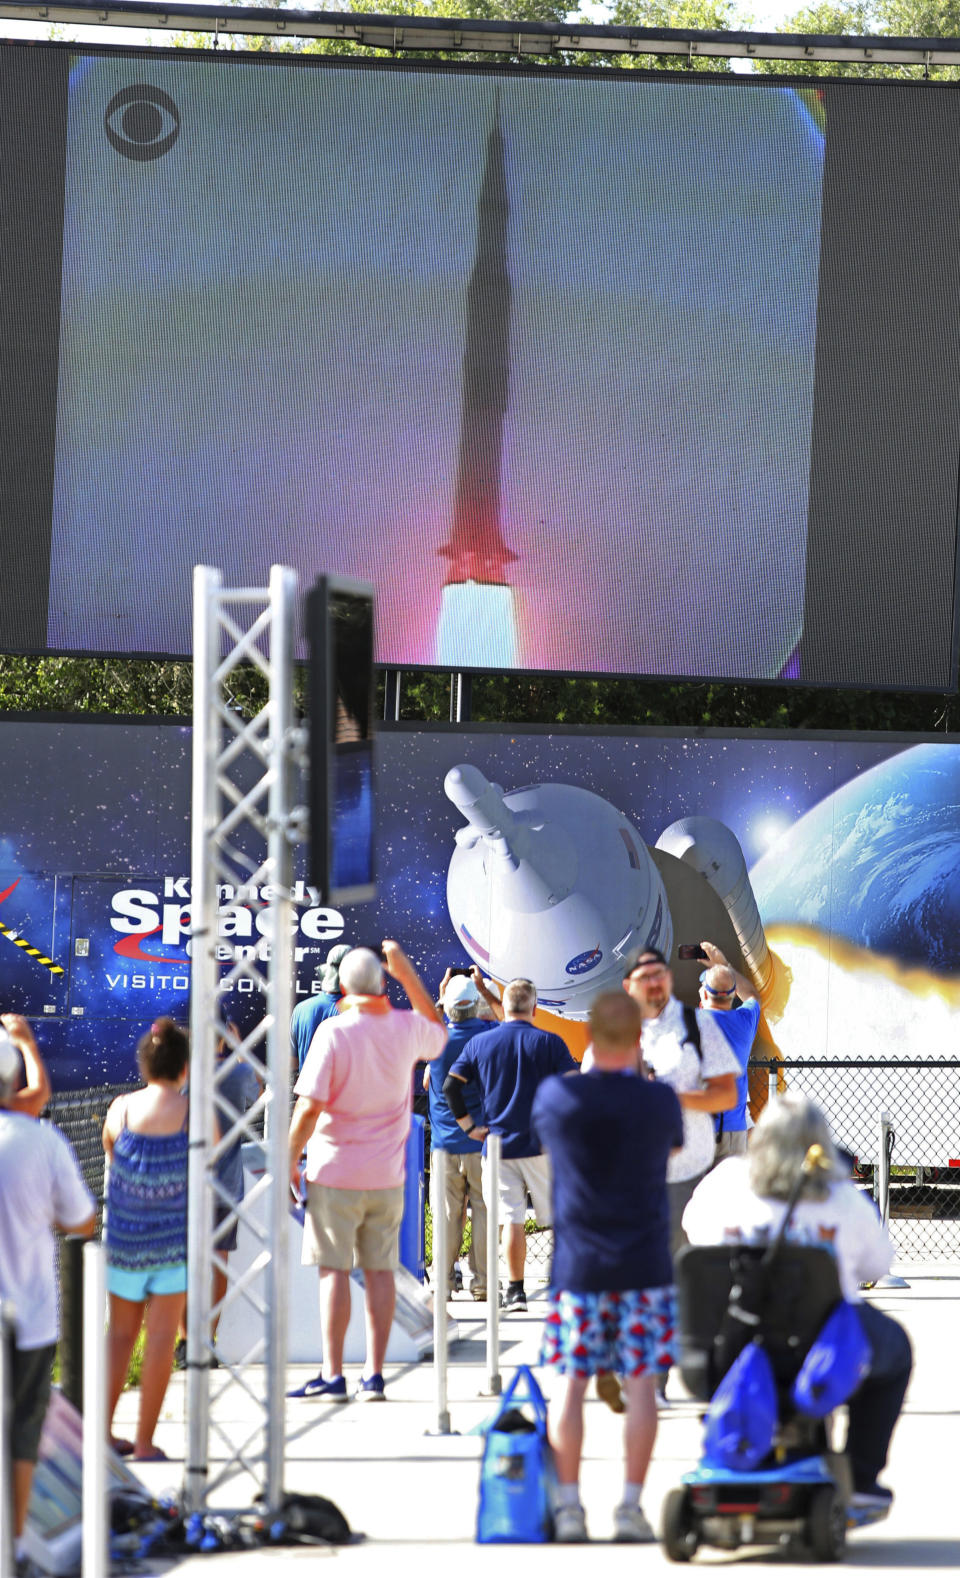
left=424, top=967, right=502, bottom=1301
left=0, top=1028, right=96, bottom=1547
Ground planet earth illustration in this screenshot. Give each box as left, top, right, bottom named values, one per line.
left=750, top=742, right=960, bottom=974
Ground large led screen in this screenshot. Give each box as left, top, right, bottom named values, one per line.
left=1, top=46, right=959, bottom=686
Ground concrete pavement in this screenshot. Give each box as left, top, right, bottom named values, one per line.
left=119, top=1263, right=960, bottom=1571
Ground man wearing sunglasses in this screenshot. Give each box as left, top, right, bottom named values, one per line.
left=697, top=941, right=761, bottom=1162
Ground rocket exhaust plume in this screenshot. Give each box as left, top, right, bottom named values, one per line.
left=437, top=99, right=518, bottom=667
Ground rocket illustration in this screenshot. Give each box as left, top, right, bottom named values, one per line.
left=436, top=100, right=518, bottom=668
left=656, top=817, right=776, bottom=1001
left=445, top=764, right=781, bottom=1027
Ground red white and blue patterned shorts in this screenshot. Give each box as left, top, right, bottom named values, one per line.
left=541, top=1286, right=677, bottom=1378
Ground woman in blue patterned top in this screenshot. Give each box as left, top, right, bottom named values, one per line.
left=102, top=1016, right=189, bottom=1461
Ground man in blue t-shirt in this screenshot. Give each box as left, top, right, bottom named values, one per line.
left=698, top=941, right=762, bottom=1161
left=425, top=969, right=501, bottom=1301
left=290, top=943, right=351, bottom=1072
left=531, top=990, right=683, bottom=1544
left=444, top=977, right=577, bottom=1313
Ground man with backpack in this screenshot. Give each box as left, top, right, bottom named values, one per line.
left=623, top=949, right=739, bottom=1257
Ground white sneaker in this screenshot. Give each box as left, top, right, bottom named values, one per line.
left=554, top=1502, right=588, bottom=1542
left=613, top=1503, right=656, bottom=1543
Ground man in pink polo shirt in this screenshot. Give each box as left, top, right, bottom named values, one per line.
left=287, top=940, right=445, bottom=1402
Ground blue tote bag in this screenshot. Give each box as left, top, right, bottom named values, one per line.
left=476, top=1365, right=557, bottom=1543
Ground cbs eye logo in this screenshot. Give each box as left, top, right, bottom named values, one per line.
left=105, top=85, right=180, bottom=162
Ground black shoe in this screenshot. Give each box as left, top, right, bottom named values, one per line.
left=502, top=1286, right=527, bottom=1313
left=173, top=1338, right=187, bottom=1371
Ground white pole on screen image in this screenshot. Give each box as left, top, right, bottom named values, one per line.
left=430, top=1149, right=451, bottom=1435
left=484, top=1133, right=502, bottom=1396
left=81, top=1241, right=107, bottom=1578
left=437, top=100, right=518, bottom=674
left=0, top=1300, right=15, bottom=1578
left=875, top=1110, right=909, bottom=1290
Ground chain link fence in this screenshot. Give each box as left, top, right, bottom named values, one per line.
left=752, top=1059, right=960, bottom=1262
left=50, top=1058, right=959, bottom=1285
left=44, top=1084, right=137, bottom=1224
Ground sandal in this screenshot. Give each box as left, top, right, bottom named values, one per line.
left=132, top=1445, right=168, bottom=1462
left=110, top=1437, right=135, bottom=1457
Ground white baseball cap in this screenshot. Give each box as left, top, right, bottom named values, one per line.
left=442, top=976, right=481, bottom=1014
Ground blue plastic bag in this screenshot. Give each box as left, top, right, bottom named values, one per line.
left=476, top=1365, right=557, bottom=1543
left=792, top=1300, right=873, bottom=1418
left=703, top=1342, right=778, bottom=1472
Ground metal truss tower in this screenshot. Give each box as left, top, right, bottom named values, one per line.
left=185, top=564, right=300, bottom=1515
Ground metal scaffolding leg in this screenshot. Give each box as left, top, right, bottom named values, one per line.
left=185, top=564, right=298, bottom=1517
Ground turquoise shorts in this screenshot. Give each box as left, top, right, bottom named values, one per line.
left=107, top=1262, right=188, bottom=1301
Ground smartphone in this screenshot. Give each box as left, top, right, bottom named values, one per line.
left=677, top=944, right=708, bottom=961
left=448, top=966, right=473, bottom=978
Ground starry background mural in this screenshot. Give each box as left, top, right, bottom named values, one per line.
left=2, top=720, right=959, bottom=1089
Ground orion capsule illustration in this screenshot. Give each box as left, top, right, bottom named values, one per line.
left=444, top=763, right=672, bottom=1016
left=445, top=765, right=779, bottom=1021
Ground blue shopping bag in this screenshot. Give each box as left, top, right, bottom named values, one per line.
left=703, top=1341, right=779, bottom=1473
left=476, top=1365, right=557, bottom=1543
left=792, top=1300, right=873, bottom=1418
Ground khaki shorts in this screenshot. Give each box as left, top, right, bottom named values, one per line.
left=483, top=1151, right=552, bottom=1226
left=302, top=1182, right=404, bottom=1272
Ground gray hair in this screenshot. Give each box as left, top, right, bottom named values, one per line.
left=338, top=947, right=385, bottom=997
left=748, top=1092, right=842, bottom=1203
left=703, top=964, right=736, bottom=997
left=503, top=978, right=537, bottom=1017
left=446, top=1003, right=478, bottom=1023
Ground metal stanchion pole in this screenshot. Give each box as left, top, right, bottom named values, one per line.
left=430, top=1150, right=451, bottom=1434
left=876, top=1110, right=908, bottom=1289
left=81, top=1242, right=107, bottom=1578
left=484, top=1134, right=501, bottom=1396
left=0, top=1301, right=15, bottom=1578
left=877, top=1110, right=891, bottom=1225
left=767, top=1065, right=779, bottom=1105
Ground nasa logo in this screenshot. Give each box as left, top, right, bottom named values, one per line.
left=565, top=946, right=602, bottom=977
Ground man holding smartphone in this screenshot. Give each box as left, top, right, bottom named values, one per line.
left=697, top=940, right=761, bottom=1160
left=287, top=941, right=445, bottom=1402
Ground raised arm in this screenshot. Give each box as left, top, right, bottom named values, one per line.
left=1, top=1014, right=51, bottom=1117
left=383, top=939, right=444, bottom=1025
left=700, top=941, right=756, bottom=1004
left=470, top=966, right=504, bottom=1022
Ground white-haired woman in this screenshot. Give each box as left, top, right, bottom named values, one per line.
left=682, top=1092, right=912, bottom=1513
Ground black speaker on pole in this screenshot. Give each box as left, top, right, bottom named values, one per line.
left=305, top=575, right=376, bottom=907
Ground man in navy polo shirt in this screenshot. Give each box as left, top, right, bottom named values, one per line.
left=698, top=940, right=761, bottom=1160
left=531, top=991, right=683, bottom=1544
left=443, top=977, right=577, bottom=1312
